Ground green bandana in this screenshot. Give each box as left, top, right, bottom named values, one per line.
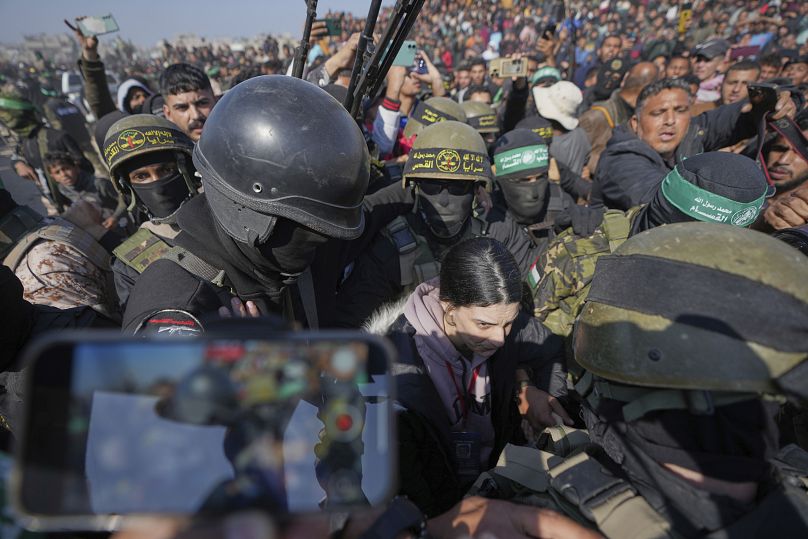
left=495, top=145, right=549, bottom=178
left=530, top=66, right=561, bottom=85
left=660, top=166, right=765, bottom=227
left=0, top=97, right=34, bottom=111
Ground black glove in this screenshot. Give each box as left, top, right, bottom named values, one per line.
left=553, top=204, right=604, bottom=237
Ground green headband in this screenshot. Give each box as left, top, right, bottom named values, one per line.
left=530, top=66, right=561, bottom=85
left=660, top=166, right=765, bottom=227
left=0, top=97, right=34, bottom=111
left=495, top=145, right=549, bottom=177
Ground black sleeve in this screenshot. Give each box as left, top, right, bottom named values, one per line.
left=485, top=213, right=541, bottom=278
left=512, top=313, right=567, bottom=398
left=558, top=160, right=592, bottom=201
left=122, top=259, right=226, bottom=334
left=501, top=83, right=529, bottom=134
left=698, top=100, right=757, bottom=152
left=111, top=258, right=140, bottom=311
left=329, top=237, right=403, bottom=328
left=593, top=145, right=668, bottom=210
left=340, top=182, right=414, bottom=265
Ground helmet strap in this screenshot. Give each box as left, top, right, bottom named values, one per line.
left=176, top=153, right=198, bottom=196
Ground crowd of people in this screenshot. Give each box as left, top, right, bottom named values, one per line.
left=2, top=0, right=808, bottom=537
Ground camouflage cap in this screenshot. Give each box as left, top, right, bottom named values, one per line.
left=403, top=121, right=492, bottom=183
left=402, top=96, right=467, bottom=139
left=574, top=222, right=808, bottom=399
left=461, top=101, right=499, bottom=134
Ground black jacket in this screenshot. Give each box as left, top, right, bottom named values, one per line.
left=331, top=209, right=542, bottom=329
left=122, top=183, right=412, bottom=333
left=387, top=311, right=565, bottom=517
left=591, top=101, right=757, bottom=210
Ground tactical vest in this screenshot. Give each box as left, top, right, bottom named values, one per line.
left=113, top=224, right=231, bottom=289
left=115, top=225, right=321, bottom=329
left=470, top=441, right=808, bottom=539
left=382, top=212, right=489, bottom=291
left=529, top=206, right=642, bottom=338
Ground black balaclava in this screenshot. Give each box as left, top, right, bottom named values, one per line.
left=131, top=173, right=191, bottom=218
left=123, top=150, right=192, bottom=219
left=254, top=218, right=328, bottom=279
left=633, top=152, right=768, bottom=235
left=493, top=129, right=552, bottom=225
left=592, top=58, right=629, bottom=101
left=416, top=179, right=475, bottom=239
left=583, top=397, right=778, bottom=534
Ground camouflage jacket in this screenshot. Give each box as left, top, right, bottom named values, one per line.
left=528, top=207, right=642, bottom=337
left=5, top=219, right=119, bottom=320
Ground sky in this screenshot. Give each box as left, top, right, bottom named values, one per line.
left=0, top=0, right=394, bottom=47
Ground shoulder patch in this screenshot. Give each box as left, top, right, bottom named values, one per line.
left=135, top=309, right=203, bottom=336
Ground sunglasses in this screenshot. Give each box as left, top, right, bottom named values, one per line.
left=417, top=179, right=475, bottom=196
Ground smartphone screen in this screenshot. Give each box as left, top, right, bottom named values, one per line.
left=15, top=334, right=395, bottom=528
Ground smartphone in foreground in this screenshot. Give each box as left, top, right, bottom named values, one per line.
left=12, top=331, right=397, bottom=531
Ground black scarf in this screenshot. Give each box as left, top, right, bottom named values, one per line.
left=583, top=399, right=779, bottom=535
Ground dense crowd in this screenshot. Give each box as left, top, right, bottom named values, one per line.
left=1, top=0, right=808, bottom=537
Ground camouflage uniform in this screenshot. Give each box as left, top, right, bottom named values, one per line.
left=472, top=223, right=808, bottom=538
left=528, top=207, right=641, bottom=337
left=5, top=217, right=118, bottom=320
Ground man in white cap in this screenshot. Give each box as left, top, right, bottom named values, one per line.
left=532, top=80, right=591, bottom=177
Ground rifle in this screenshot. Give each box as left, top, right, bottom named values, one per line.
left=343, top=0, right=427, bottom=119
left=293, top=0, right=319, bottom=79
left=550, top=0, right=574, bottom=81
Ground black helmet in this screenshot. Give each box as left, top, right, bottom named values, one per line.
left=193, top=75, right=370, bottom=245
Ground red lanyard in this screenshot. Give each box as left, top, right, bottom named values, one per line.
left=445, top=361, right=480, bottom=423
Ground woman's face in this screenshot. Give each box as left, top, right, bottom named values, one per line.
left=443, top=302, right=520, bottom=359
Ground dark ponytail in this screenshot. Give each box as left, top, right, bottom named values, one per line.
left=439, top=237, right=521, bottom=307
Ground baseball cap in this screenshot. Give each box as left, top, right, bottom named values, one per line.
left=693, top=38, right=730, bottom=60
